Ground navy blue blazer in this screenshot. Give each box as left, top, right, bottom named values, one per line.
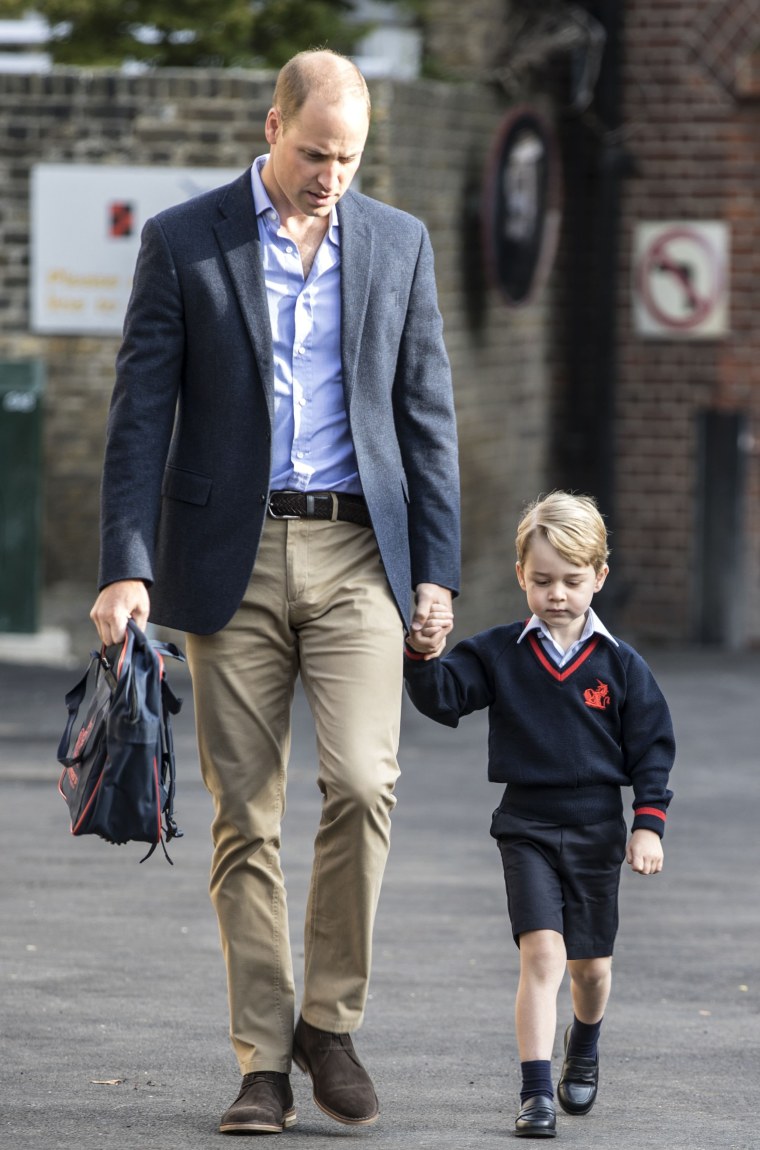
left=98, top=170, right=461, bottom=634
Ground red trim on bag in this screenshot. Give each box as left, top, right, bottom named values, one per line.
left=65, top=767, right=106, bottom=835
left=116, top=635, right=129, bottom=678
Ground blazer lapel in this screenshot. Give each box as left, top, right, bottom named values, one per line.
left=213, top=174, right=275, bottom=420
left=337, top=194, right=373, bottom=410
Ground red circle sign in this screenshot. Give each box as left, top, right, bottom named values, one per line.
left=637, top=226, right=724, bottom=330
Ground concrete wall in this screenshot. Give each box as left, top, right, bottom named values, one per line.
left=0, top=67, right=553, bottom=640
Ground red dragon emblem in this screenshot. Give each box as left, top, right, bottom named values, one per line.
left=584, top=679, right=611, bottom=710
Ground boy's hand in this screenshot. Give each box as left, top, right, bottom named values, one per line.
left=626, top=829, right=663, bottom=875
left=406, top=632, right=447, bottom=659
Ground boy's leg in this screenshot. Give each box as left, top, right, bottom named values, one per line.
left=495, top=819, right=567, bottom=1138
left=515, top=930, right=568, bottom=1066
left=567, top=955, right=612, bottom=1027
left=514, top=929, right=565, bottom=1139
left=557, top=956, right=612, bottom=1115
left=556, top=816, right=625, bottom=1118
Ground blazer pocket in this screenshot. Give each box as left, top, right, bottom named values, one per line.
left=162, top=465, right=212, bottom=506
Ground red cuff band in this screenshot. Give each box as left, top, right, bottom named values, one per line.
left=634, top=806, right=666, bottom=822
left=404, top=642, right=426, bottom=661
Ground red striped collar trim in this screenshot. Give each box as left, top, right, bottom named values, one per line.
left=527, top=631, right=600, bottom=681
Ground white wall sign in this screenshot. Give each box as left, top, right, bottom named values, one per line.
left=31, top=164, right=242, bottom=335
left=632, top=221, right=729, bottom=339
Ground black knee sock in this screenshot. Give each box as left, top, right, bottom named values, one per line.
left=520, top=1059, right=553, bottom=1102
left=567, top=1015, right=603, bottom=1059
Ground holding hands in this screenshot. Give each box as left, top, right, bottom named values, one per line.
left=407, top=584, right=454, bottom=659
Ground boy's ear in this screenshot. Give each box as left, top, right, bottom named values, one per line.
left=594, top=564, right=610, bottom=592
left=515, top=561, right=527, bottom=590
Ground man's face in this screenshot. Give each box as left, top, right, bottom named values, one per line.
left=263, top=92, right=369, bottom=220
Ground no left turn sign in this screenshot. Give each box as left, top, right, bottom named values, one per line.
left=633, top=221, right=729, bottom=339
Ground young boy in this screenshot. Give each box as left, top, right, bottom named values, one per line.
left=404, top=492, right=675, bottom=1139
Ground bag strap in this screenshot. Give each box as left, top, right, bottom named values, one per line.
left=57, top=655, right=97, bottom=765
left=151, top=639, right=187, bottom=665
left=138, top=626, right=187, bottom=865
left=57, top=650, right=116, bottom=765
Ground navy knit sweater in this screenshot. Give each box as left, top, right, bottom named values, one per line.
left=404, top=622, right=675, bottom=837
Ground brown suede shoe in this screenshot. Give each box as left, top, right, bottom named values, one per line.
left=219, top=1071, right=296, bottom=1134
left=292, top=1016, right=379, bottom=1125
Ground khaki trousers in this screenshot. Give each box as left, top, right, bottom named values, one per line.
left=186, top=516, right=403, bottom=1074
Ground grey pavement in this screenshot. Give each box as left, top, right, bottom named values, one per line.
left=1, top=644, right=758, bottom=1149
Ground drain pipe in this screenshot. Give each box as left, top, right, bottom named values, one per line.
left=558, top=0, right=631, bottom=622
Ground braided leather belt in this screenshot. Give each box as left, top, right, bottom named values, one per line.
left=268, top=490, right=372, bottom=529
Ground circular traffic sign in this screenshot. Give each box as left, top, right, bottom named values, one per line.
left=636, top=226, right=725, bottom=330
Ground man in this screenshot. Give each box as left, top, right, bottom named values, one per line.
left=91, top=49, right=460, bottom=1134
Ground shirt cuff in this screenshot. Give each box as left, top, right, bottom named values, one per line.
left=404, top=641, right=427, bottom=661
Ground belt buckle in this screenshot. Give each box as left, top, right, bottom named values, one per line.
left=267, top=493, right=300, bottom=520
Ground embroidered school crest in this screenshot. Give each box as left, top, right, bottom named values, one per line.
left=584, top=679, right=611, bottom=710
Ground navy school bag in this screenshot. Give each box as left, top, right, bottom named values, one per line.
left=57, top=619, right=186, bottom=862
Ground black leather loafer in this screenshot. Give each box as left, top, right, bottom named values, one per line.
left=557, top=1024, right=599, bottom=1115
left=515, top=1095, right=557, bottom=1138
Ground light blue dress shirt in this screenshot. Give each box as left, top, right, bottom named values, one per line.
left=250, top=157, right=361, bottom=494
left=517, top=607, right=619, bottom=667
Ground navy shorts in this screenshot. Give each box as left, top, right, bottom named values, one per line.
left=496, top=812, right=627, bottom=959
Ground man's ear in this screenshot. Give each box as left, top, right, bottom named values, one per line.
left=264, top=107, right=280, bottom=145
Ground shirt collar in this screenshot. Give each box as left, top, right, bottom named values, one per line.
left=249, top=156, right=340, bottom=244
left=517, top=607, right=619, bottom=648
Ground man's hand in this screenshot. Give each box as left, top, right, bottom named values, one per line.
left=90, top=580, right=150, bottom=647
left=409, top=583, right=454, bottom=660
left=626, top=828, right=663, bottom=875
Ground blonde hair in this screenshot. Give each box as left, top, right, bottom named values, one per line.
left=515, top=491, right=609, bottom=573
left=273, top=49, right=371, bottom=128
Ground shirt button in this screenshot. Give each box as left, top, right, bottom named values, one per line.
left=286, top=245, right=293, bottom=254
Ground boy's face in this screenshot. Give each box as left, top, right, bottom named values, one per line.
left=516, top=533, right=608, bottom=641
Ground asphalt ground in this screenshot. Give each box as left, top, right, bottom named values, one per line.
left=0, top=644, right=758, bottom=1149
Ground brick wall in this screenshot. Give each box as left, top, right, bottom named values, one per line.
left=610, top=0, right=760, bottom=643
left=0, top=66, right=552, bottom=638
left=5, top=2, right=760, bottom=648
left=421, top=0, right=508, bottom=78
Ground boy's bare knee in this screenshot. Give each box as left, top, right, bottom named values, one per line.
left=519, top=929, right=566, bottom=980
left=568, top=956, right=611, bottom=990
